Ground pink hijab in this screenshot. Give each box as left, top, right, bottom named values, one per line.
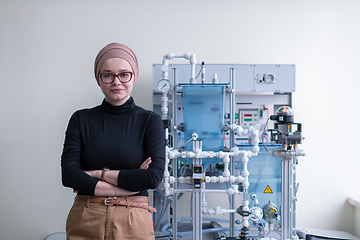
left=94, top=43, right=139, bottom=85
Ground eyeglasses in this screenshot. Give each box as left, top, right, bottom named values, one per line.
left=99, top=72, right=133, bottom=84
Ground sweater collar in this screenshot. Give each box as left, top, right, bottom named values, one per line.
left=101, top=97, right=135, bottom=115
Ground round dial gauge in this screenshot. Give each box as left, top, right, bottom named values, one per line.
left=157, top=79, right=171, bottom=93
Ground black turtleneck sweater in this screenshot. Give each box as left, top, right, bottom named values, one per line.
left=61, top=97, right=166, bottom=196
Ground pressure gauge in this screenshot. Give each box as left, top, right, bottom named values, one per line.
left=157, top=79, right=171, bottom=93
left=262, top=201, right=279, bottom=221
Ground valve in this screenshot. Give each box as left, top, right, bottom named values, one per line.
left=236, top=206, right=250, bottom=217
left=268, top=106, right=302, bottom=146
left=192, top=165, right=203, bottom=188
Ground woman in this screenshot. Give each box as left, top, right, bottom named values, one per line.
left=61, top=43, right=166, bottom=240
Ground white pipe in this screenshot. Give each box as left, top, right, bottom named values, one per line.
left=161, top=54, right=170, bottom=80
left=179, top=176, right=192, bottom=184
left=160, top=92, right=168, bottom=119
left=222, top=154, right=230, bottom=177
left=165, top=128, right=169, bottom=143
left=167, top=150, right=234, bottom=160
left=242, top=200, right=250, bottom=228
left=204, top=175, right=244, bottom=184
left=229, top=184, right=239, bottom=195
left=248, top=126, right=260, bottom=154
left=168, top=149, right=181, bottom=159
left=202, top=181, right=207, bottom=214
left=161, top=52, right=196, bottom=84
left=230, top=124, right=260, bottom=155
left=162, top=146, right=173, bottom=196
left=240, top=154, right=249, bottom=189
left=205, top=206, right=237, bottom=215
left=230, top=123, right=244, bottom=137
left=162, top=145, right=258, bottom=197
left=202, top=189, right=227, bottom=193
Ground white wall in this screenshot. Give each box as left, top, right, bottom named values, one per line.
left=0, top=0, right=359, bottom=239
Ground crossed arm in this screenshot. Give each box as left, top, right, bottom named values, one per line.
left=79, top=157, right=152, bottom=197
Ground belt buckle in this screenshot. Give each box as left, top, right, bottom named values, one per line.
left=104, top=197, right=114, bottom=206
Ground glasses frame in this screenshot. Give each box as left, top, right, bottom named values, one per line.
left=99, top=71, right=133, bottom=84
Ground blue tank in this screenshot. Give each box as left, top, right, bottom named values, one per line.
left=181, top=84, right=227, bottom=164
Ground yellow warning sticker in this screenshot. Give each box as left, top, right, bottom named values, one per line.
left=270, top=208, right=276, bottom=213
left=263, top=185, right=273, bottom=193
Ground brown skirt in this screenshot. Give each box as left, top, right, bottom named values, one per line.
left=66, top=196, right=155, bottom=240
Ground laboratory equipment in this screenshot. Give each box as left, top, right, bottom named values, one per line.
left=152, top=53, right=305, bottom=240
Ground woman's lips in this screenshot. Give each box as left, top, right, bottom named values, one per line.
left=111, top=89, right=123, bottom=93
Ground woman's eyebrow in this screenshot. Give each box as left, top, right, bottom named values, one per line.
left=102, top=69, right=131, bottom=72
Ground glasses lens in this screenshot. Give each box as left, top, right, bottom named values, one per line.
left=119, top=72, right=132, bottom=83
left=100, top=73, right=114, bottom=83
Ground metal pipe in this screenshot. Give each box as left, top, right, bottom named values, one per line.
left=172, top=68, right=178, bottom=240
left=281, top=157, right=292, bottom=240
left=172, top=68, right=177, bottom=150
left=292, top=157, right=298, bottom=238
left=229, top=68, right=236, bottom=237
left=192, top=140, right=203, bottom=240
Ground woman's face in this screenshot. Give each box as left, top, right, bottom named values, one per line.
left=98, top=58, right=135, bottom=106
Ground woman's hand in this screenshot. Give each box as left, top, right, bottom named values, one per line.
left=94, top=181, right=139, bottom=196
left=140, top=157, right=152, bottom=169
left=115, top=187, right=139, bottom=196
left=84, top=157, right=151, bottom=181
left=81, top=157, right=151, bottom=194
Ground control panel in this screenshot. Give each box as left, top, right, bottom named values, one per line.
left=238, top=109, right=259, bottom=127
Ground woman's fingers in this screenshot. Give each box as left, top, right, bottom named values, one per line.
left=140, top=157, right=152, bottom=169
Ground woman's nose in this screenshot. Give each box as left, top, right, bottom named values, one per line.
left=113, top=76, right=123, bottom=85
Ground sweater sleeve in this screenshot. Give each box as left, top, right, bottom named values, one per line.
left=61, top=111, right=99, bottom=195
left=117, top=113, right=166, bottom=191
